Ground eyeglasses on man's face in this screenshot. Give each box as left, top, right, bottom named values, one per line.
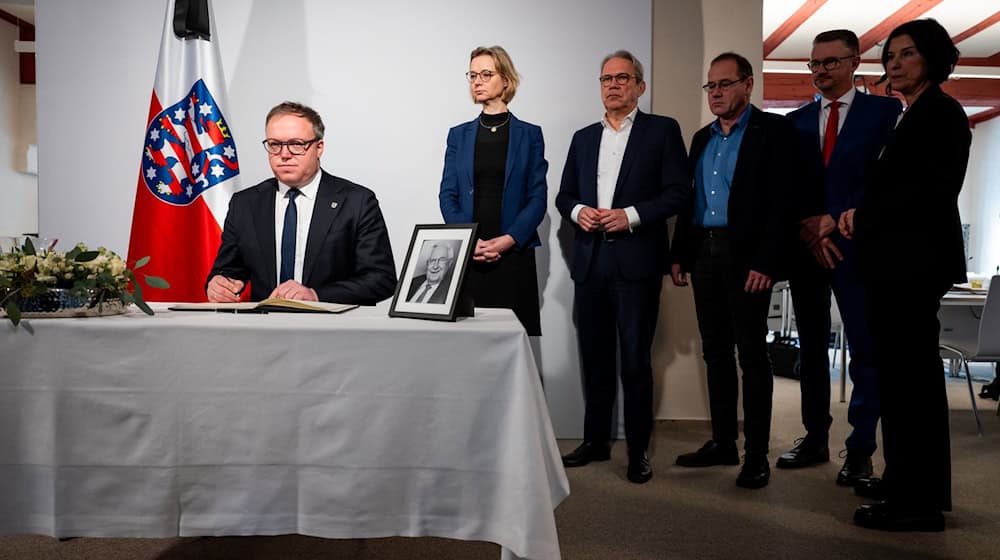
left=701, top=77, right=747, bottom=92
left=466, top=70, right=497, bottom=83
left=806, top=55, right=857, bottom=72
left=599, top=73, right=636, bottom=86
left=262, top=138, right=320, bottom=156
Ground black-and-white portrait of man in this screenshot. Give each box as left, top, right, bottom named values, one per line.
left=405, top=240, right=459, bottom=304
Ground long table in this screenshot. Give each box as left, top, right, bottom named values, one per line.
left=0, top=304, right=568, bottom=560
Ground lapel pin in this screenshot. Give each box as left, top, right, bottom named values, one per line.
left=331, top=201, right=339, bottom=209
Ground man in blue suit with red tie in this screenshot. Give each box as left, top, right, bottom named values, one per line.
left=556, top=50, right=690, bottom=484
left=776, top=30, right=901, bottom=485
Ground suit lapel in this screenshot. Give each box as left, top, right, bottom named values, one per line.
left=462, top=121, right=476, bottom=187
left=732, top=107, right=762, bottom=188
left=253, top=181, right=278, bottom=287
left=836, top=93, right=868, bottom=156
left=580, top=124, right=602, bottom=206
left=612, top=111, right=645, bottom=207
left=504, top=116, right=523, bottom=190
left=302, top=173, right=344, bottom=285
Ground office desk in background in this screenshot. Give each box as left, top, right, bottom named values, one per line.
left=0, top=304, right=568, bottom=560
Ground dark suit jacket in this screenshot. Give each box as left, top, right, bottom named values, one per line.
left=787, top=92, right=901, bottom=222
left=405, top=272, right=451, bottom=304
left=439, top=114, right=548, bottom=248
left=672, top=105, right=798, bottom=281
left=208, top=171, right=397, bottom=305
left=854, top=84, right=970, bottom=287
left=555, top=110, right=690, bottom=282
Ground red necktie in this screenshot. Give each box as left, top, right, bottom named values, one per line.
left=822, top=101, right=840, bottom=166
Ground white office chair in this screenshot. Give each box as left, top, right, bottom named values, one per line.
left=939, top=276, right=1000, bottom=435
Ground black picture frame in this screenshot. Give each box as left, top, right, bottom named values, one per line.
left=389, top=223, right=477, bottom=322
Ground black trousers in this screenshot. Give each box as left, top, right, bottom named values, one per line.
left=575, top=240, right=662, bottom=457
left=870, top=280, right=952, bottom=512
left=691, top=232, right=774, bottom=455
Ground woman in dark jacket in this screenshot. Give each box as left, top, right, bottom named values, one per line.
left=438, top=45, right=548, bottom=335
left=839, top=18, right=971, bottom=532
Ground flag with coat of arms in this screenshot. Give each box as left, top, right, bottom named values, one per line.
left=128, top=0, right=239, bottom=301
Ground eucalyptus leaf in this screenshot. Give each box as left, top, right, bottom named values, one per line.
left=5, top=301, right=20, bottom=326
left=134, top=298, right=154, bottom=316
left=144, top=275, right=170, bottom=289
left=75, top=251, right=100, bottom=262
left=134, top=256, right=150, bottom=270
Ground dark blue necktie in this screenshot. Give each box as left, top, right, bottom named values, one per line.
left=279, top=189, right=301, bottom=283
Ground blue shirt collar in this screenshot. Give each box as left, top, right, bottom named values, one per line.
left=710, top=104, right=752, bottom=137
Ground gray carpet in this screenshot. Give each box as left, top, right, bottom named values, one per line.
left=2, top=373, right=998, bottom=560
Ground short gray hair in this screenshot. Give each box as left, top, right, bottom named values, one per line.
left=601, top=50, right=645, bottom=83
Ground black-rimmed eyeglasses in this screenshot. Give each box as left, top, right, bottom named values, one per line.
left=806, top=56, right=857, bottom=72
left=262, top=138, right=320, bottom=155
left=599, top=73, right=637, bottom=86
left=701, top=77, right=747, bottom=92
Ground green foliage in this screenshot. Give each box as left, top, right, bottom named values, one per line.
left=0, top=240, right=170, bottom=327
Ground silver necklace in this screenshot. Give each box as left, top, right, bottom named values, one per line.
left=479, top=112, right=510, bottom=133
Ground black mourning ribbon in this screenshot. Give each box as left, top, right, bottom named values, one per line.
left=173, top=0, right=211, bottom=40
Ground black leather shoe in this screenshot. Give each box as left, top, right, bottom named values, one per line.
left=775, top=437, right=830, bottom=469
left=627, top=453, right=653, bottom=484
left=736, top=454, right=770, bottom=489
left=675, top=440, right=740, bottom=467
left=854, top=502, right=944, bottom=532
left=836, top=452, right=873, bottom=486
left=854, top=477, right=886, bottom=500
left=561, top=441, right=611, bottom=468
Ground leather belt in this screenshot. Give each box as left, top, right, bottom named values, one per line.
left=695, top=227, right=729, bottom=240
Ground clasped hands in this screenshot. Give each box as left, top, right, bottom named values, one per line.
left=577, top=207, right=629, bottom=233
left=207, top=275, right=318, bottom=302
left=800, top=214, right=843, bottom=270
left=473, top=234, right=516, bottom=263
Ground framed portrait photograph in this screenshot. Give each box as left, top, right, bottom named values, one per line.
left=389, top=224, right=477, bottom=321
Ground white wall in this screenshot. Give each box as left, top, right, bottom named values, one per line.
left=37, top=0, right=657, bottom=437
left=0, top=20, right=37, bottom=237
left=965, top=119, right=1000, bottom=277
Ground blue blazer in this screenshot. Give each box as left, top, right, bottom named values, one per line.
left=555, top=110, right=690, bottom=282
left=438, top=114, right=548, bottom=249
left=787, top=92, right=901, bottom=222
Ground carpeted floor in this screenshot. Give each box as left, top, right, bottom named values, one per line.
left=2, top=371, right=998, bottom=560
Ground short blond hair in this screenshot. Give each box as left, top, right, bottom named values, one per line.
left=469, top=45, right=520, bottom=104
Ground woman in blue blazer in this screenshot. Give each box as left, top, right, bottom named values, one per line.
left=439, top=45, right=548, bottom=335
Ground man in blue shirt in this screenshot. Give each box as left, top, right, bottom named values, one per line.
left=671, top=52, right=798, bottom=489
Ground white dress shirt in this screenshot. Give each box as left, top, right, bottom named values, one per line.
left=818, top=87, right=856, bottom=148
left=571, top=107, right=641, bottom=229
left=274, top=171, right=321, bottom=284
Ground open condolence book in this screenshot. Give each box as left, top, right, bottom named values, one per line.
left=168, top=298, right=358, bottom=314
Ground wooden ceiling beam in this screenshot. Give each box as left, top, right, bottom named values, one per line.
left=0, top=8, right=34, bottom=85
left=857, top=0, right=945, bottom=54
left=763, top=72, right=1000, bottom=108
left=763, top=0, right=829, bottom=59
left=952, top=10, right=1000, bottom=45
left=969, top=106, right=1000, bottom=127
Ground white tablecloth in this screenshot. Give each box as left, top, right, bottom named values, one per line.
left=0, top=303, right=568, bottom=560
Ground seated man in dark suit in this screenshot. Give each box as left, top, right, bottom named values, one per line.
left=206, top=102, right=396, bottom=305
left=406, top=242, right=456, bottom=303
